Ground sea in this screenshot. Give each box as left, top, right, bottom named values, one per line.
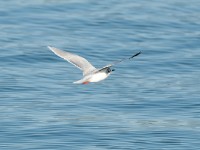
left=0, top=0, right=200, bottom=149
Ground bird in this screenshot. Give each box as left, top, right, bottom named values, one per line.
left=48, top=46, right=141, bottom=84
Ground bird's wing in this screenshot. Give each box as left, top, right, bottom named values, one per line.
left=99, top=51, right=141, bottom=71
left=48, top=46, right=96, bottom=76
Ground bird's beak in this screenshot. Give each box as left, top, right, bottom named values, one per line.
left=112, top=69, right=115, bottom=72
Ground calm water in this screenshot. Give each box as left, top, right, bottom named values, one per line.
left=1, top=0, right=200, bottom=149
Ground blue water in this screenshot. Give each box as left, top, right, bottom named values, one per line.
left=1, top=0, right=200, bottom=149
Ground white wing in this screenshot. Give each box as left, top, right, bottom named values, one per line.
left=48, top=46, right=96, bottom=76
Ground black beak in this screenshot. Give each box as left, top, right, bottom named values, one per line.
left=112, top=69, right=115, bottom=71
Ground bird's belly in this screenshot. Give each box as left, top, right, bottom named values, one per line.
left=89, top=72, right=109, bottom=82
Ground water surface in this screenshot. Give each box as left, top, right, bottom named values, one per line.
left=1, top=0, right=200, bottom=149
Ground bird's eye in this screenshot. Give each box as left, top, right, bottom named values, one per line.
left=107, top=68, right=111, bottom=73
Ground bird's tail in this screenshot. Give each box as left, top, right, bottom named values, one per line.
left=73, top=78, right=86, bottom=84
left=73, top=80, right=82, bottom=84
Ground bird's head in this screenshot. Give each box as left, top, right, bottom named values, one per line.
left=107, top=67, right=115, bottom=73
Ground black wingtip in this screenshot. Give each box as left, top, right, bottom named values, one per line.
left=130, top=51, right=141, bottom=59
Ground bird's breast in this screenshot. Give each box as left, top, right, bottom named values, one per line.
left=88, top=72, right=109, bottom=82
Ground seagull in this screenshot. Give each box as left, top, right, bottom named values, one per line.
left=48, top=46, right=141, bottom=84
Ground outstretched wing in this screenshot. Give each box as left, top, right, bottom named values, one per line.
left=110, top=51, right=141, bottom=66
left=99, top=51, right=141, bottom=71
left=48, top=46, right=96, bottom=76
